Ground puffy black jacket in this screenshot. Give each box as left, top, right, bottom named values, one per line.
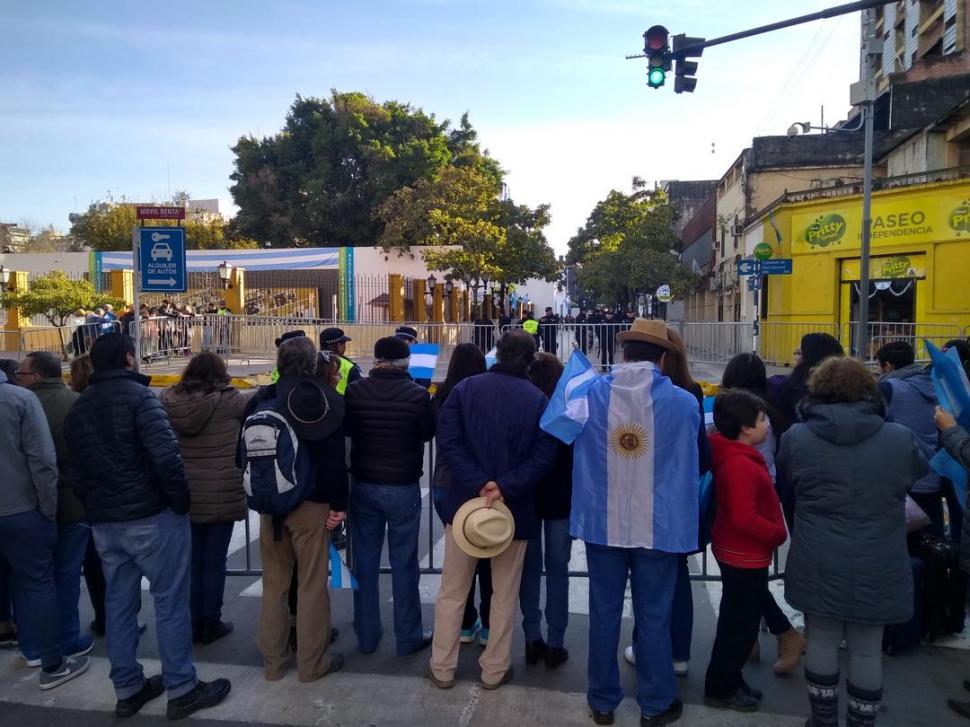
left=65, top=370, right=189, bottom=523
left=345, top=367, right=434, bottom=484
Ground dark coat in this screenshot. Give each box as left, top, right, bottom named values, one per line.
left=779, top=399, right=928, bottom=625
left=535, top=441, right=573, bottom=521
left=65, top=370, right=189, bottom=523
left=345, top=367, right=434, bottom=484
left=160, top=385, right=249, bottom=523
left=767, top=374, right=809, bottom=435
left=437, top=365, right=557, bottom=540
left=940, top=425, right=970, bottom=573
left=30, top=378, right=86, bottom=525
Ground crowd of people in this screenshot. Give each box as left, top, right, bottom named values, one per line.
left=1, top=317, right=969, bottom=726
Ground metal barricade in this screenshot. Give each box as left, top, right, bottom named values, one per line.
left=841, top=321, right=965, bottom=363
left=20, top=321, right=122, bottom=361
left=676, top=322, right=752, bottom=364
left=130, top=316, right=200, bottom=365
left=757, top=322, right=841, bottom=367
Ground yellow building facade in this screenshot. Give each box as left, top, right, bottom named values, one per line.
left=756, top=177, right=970, bottom=364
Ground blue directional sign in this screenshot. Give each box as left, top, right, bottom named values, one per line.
left=138, top=227, right=186, bottom=292
left=736, top=258, right=761, bottom=276
left=747, top=276, right=762, bottom=292
left=760, top=258, right=793, bottom=275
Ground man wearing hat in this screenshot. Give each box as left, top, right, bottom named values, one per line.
left=320, top=328, right=362, bottom=396
left=541, top=318, right=700, bottom=726
left=344, top=336, right=434, bottom=656
left=430, top=330, right=557, bottom=690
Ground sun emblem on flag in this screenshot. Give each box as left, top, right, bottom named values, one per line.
left=609, top=423, right=649, bottom=460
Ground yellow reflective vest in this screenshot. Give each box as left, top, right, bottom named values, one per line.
left=522, top=319, right=539, bottom=335
left=336, top=356, right=354, bottom=395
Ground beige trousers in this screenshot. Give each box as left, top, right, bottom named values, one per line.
left=430, top=525, right=527, bottom=685
left=258, top=500, right=333, bottom=682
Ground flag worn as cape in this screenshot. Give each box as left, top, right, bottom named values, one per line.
left=927, top=340, right=970, bottom=505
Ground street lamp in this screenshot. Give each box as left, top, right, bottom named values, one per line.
left=0, top=265, right=11, bottom=291
left=444, top=280, right=454, bottom=297
left=217, top=261, right=234, bottom=290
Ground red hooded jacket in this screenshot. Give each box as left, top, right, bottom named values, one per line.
left=709, top=432, right=787, bottom=568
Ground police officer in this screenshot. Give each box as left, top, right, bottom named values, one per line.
left=320, top=327, right=363, bottom=395
left=539, top=306, right=560, bottom=355
left=575, top=307, right=591, bottom=355
left=521, top=310, right=541, bottom=350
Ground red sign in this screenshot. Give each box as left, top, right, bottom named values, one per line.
left=136, top=205, right=185, bottom=220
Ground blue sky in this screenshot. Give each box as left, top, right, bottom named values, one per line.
left=0, top=0, right=861, bottom=252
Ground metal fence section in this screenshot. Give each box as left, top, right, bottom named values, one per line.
left=841, top=321, right=965, bottom=362
left=19, top=321, right=122, bottom=361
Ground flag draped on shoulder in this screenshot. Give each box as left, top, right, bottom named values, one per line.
left=541, top=355, right=700, bottom=552
left=927, top=340, right=970, bottom=503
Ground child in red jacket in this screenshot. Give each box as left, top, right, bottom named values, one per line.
left=703, top=390, right=788, bottom=713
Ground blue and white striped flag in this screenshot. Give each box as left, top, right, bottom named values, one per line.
left=485, top=346, right=497, bottom=370
left=927, top=340, right=970, bottom=502
left=408, top=343, right=439, bottom=382
left=329, top=543, right=358, bottom=590
left=542, top=354, right=701, bottom=552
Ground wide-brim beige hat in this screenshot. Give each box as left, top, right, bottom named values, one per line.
left=616, top=318, right=676, bottom=350
left=452, top=498, right=515, bottom=559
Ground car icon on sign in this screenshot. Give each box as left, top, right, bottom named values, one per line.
left=151, top=242, right=173, bottom=262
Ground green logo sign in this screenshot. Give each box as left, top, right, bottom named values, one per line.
left=805, top=213, right=847, bottom=247
left=950, top=201, right=970, bottom=234
left=754, top=243, right=773, bottom=261
left=878, top=256, right=911, bottom=279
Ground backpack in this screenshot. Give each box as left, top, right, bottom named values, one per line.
left=239, top=399, right=316, bottom=537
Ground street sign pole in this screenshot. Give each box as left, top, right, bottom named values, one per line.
left=131, top=226, right=141, bottom=371
left=856, top=6, right=877, bottom=360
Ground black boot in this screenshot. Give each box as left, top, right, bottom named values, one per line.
left=846, top=682, right=882, bottom=727
left=805, top=670, right=839, bottom=727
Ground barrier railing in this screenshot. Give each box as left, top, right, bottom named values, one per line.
left=19, top=321, right=122, bottom=361
left=840, top=321, right=965, bottom=363
left=0, top=330, right=24, bottom=356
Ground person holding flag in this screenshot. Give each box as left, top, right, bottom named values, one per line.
left=541, top=318, right=700, bottom=727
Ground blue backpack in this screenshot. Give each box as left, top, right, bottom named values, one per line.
left=239, top=399, right=316, bottom=537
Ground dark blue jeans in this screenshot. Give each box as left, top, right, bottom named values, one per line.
left=93, top=508, right=197, bottom=700
left=671, top=555, right=693, bottom=662
left=20, top=521, right=91, bottom=660
left=350, top=481, right=423, bottom=655
left=586, top=543, right=679, bottom=718
left=0, top=509, right=61, bottom=669
left=190, top=521, right=235, bottom=630
left=519, top=518, right=572, bottom=648
left=0, top=552, right=11, bottom=623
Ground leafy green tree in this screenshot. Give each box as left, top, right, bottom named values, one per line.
left=568, top=179, right=695, bottom=309
left=229, top=92, right=500, bottom=247
left=1, top=272, right=123, bottom=327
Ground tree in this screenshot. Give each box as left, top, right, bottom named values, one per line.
left=1, top=272, right=123, bottom=327
left=567, top=179, right=695, bottom=309
left=69, top=194, right=258, bottom=251
left=229, top=92, right=501, bottom=247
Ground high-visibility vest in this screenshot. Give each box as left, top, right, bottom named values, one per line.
left=336, top=356, right=354, bottom=395
left=523, top=319, right=539, bottom=335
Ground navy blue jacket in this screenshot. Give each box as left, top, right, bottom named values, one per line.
left=437, top=364, right=557, bottom=540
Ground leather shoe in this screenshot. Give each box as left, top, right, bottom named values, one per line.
left=402, top=630, right=433, bottom=655
left=590, top=707, right=614, bottom=725
left=426, top=665, right=454, bottom=689
left=545, top=646, right=569, bottom=670
left=481, top=666, right=514, bottom=690
left=641, top=698, right=683, bottom=726
left=703, top=691, right=759, bottom=713
left=739, top=680, right=763, bottom=701
left=201, top=621, right=234, bottom=645
left=116, top=675, right=164, bottom=718
left=166, top=679, right=232, bottom=720
left=525, top=639, right=547, bottom=665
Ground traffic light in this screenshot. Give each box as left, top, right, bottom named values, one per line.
left=644, top=25, right=670, bottom=89
left=672, top=33, right=704, bottom=93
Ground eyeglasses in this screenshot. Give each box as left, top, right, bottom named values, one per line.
left=793, top=349, right=802, bottom=357
left=16, top=369, right=38, bottom=379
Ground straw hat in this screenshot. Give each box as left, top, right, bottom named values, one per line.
left=616, top=318, right=676, bottom=350
left=451, top=497, right=515, bottom=558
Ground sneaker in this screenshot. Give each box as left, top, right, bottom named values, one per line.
left=525, top=639, right=547, bottom=665
left=39, top=656, right=89, bottom=690
left=640, top=698, right=683, bottom=726
left=672, top=660, right=688, bottom=677
left=623, top=645, right=635, bottom=666
left=460, top=618, right=481, bottom=644
left=67, top=636, right=95, bottom=659
left=477, top=627, right=489, bottom=646
left=116, top=675, right=164, bottom=718
left=166, top=678, right=232, bottom=720
left=703, top=690, right=760, bottom=713
left=22, top=653, right=42, bottom=668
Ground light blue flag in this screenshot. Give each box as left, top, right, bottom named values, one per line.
left=927, top=340, right=970, bottom=504
left=485, top=346, right=497, bottom=370
left=330, top=543, right=358, bottom=590
left=408, top=343, right=439, bottom=381
left=542, top=357, right=701, bottom=552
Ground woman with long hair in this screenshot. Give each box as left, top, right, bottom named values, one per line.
left=160, top=352, right=250, bottom=644
left=767, top=332, right=844, bottom=434
left=431, top=343, right=491, bottom=645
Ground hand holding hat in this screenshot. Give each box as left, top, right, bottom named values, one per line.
left=451, top=496, right=515, bottom=559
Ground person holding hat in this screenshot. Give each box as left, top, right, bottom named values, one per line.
left=344, top=336, right=434, bottom=656
left=320, top=327, right=362, bottom=396
left=541, top=318, right=700, bottom=727
left=430, top=330, right=557, bottom=691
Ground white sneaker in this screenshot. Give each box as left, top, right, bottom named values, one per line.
left=39, top=656, right=89, bottom=690
left=623, top=645, right=636, bottom=666
left=22, top=653, right=41, bottom=668
left=673, top=660, right=689, bottom=677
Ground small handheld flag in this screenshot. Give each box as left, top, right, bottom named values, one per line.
left=408, top=343, right=439, bottom=382
left=329, top=543, right=358, bottom=590
left=540, top=349, right=597, bottom=444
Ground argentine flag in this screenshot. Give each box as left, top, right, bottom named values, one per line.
left=927, top=340, right=970, bottom=504
left=329, top=543, right=358, bottom=590
left=542, top=351, right=701, bottom=552
left=408, top=343, right=439, bottom=382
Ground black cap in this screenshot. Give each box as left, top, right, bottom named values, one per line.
left=374, top=336, right=411, bottom=361
left=274, top=330, right=306, bottom=348
left=321, top=327, right=351, bottom=347
left=394, top=325, right=418, bottom=342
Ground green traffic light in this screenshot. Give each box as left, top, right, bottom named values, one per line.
left=648, top=67, right=666, bottom=88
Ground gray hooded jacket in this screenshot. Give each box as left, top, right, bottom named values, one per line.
left=880, top=364, right=940, bottom=494
left=0, top=370, right=58, bottom=519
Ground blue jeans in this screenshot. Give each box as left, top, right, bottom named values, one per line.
left=0, top=552, right=11, bottom=622
left=190, top=521, right=235, bottom=630
left=20, top=521, right=91, bottom=659
left=0, top=510, right=61, bottom=669
left=671, top=555, right=692, bottom=662
left=350, top=481, right=423, bottom=655
left=93, top=508, right=197, bottom=700
left=586, top=543, right=679, bottom=718
left=519, top=518, right=572, bottom=648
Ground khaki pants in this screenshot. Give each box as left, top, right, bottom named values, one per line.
left=430, top=525, right=527, bottom=685
left=258, top=500, right=333, bottom=682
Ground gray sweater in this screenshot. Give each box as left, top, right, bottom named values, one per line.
left=0, top=371, right=58, bottom=519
